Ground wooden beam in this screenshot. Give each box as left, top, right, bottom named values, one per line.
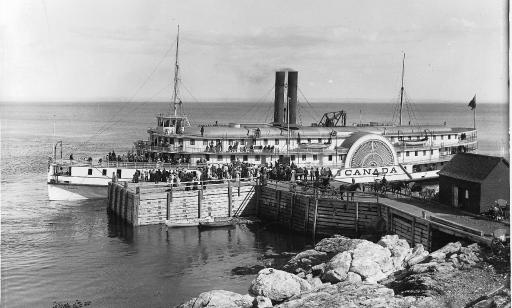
left=313, top=194, right=319, bottom=243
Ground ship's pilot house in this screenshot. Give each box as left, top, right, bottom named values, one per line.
left=155, top=114, right=189, bottom=135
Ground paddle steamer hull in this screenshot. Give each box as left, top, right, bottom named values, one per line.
left=48, top=183, right=107, bottom=201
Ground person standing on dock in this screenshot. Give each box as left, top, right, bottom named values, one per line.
left=200, top=126, right=205, bottom=136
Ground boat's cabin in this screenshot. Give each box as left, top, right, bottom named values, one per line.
left=156, top=114, right=190, bottom=135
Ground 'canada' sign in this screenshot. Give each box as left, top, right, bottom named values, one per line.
left=342, top=166, right=402, bottom=177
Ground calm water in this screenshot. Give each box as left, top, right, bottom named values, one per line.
left=1, top=101, right=508, bottom=307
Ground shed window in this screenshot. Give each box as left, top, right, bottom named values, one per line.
left=203, top=139, right=208, bottom=145
left=328, top=155, right=333, bottom=161
left=217, top=155, right=223, bottom=161
left=255, top=155, right=260, bottom=161
left=318, top=138, right=322, bottom=143
left=243, top=155, right=248, bottom=161
left=406, top=151, right=410, bottom=157
left=88, top=169, right=93, bottom=175
left=302, top=155, right=307, bottom=161
left=313, top=155, right=318, bottom=161
left=190, top=139, right=195, bottom=145
left=275, top=139, right=279, bottom=145
left=448, top=135, right=451, bottom=140
left=263, top=139, right=268, bottom=145
left=102, top=169, right=107, bottom=176
left=423, top=150, right=426, bottom=155
left=291, top=155, right=296, bottom=161
left=240, top=139, right=245, bottom=145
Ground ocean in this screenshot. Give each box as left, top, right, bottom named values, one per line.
left=1, top=101, right=508, bottom=307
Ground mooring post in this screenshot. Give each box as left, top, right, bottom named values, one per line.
left=228, top=181, right=233, bottom=217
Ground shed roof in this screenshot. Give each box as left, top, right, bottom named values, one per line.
left=438, top=153, right=509, bottom=183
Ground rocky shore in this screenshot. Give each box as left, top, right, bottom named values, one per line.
left=177, top=235, right=510, bottom=308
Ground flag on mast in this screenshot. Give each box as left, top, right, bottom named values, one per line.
left=468, top=95, right=476, bottom=110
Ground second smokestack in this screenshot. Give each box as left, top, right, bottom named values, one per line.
left=287, top=71, right=298, bottom=126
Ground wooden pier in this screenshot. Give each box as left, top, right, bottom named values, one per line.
left=107, top=179, right=257, bottom=226
left=108, top=179, right=508, bottom=250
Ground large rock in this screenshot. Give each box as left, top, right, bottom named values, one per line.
left=275, top=281, right=440, bottom=308
left=314, top=235, right=364, bottom=253
left=249, top=268, right=312, bottom=302
left=377, top=235, right=411, bottom=270
left=177, top=290, right=254, bottom=308
left=321, top=251, right=352, bottom=283
left=283, top=249, right=329, bottom=273
left=409, top=262, right=439, bottom=274
left=431, top=242, right=462, bottom=256
left=405, top=244, right=429, bottom=267
left=253, top=296, right=273, bottom=308
left=349, top=241, right=393, bottom=282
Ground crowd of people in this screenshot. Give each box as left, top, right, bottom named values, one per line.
left=128, top=157, right=336, bottom=192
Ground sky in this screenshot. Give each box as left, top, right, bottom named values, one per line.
left=0, top=0, right=508, bottom=103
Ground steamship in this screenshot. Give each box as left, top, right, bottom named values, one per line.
left=47, top=29, right=477, bottom=200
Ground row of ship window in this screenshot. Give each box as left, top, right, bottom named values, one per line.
left=397, top=150, right=435, bottom=157
left=154, top=138, right=327, bottom=146
left=390, top=135, right=457, bottom=142
left=154, top=134, right=466, bottom=146
left=201, top=154, right=344, bottom=162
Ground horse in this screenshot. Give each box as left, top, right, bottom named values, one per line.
left=419, top=188, right=436, bottom=200
left=370, top=179, right=390, bottom=195
left=339, top=183, right=361, bottom=200
left=389, top=181, right=406, bottom=195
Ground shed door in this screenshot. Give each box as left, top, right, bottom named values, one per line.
left=452, top=185, right=459, bottom=207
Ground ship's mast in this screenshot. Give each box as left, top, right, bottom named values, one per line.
left=399, top=53, right=405, bottom=126
left=171, top=25, right=180, bottom=116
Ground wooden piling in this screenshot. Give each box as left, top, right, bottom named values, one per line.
left=227, top=181, right=232, bottom=217
left=198, top=189, right=203, bottom=218
left=255, top=183, right=260, bottom=216
left=289, top=193, right=295, bottom=229
left=411, top=217, right=416, bottom=244
left=312, top=193, right=319, bottom=243
left=166, top=191, right=171, bottom=220
left=355, top=201, right=359, bottom=234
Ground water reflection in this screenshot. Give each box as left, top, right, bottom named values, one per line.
left=107, top=212, right=134, bottom=243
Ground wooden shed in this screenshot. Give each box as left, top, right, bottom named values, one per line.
left=438, top=153, right=509, bottom=214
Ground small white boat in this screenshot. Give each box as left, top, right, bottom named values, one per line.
left=165, top=219, right=199, bottom=228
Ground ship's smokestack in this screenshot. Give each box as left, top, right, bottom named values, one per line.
left=287, top=71, right=298, bottom=126
left=273, top=71, right=286, bottom=126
